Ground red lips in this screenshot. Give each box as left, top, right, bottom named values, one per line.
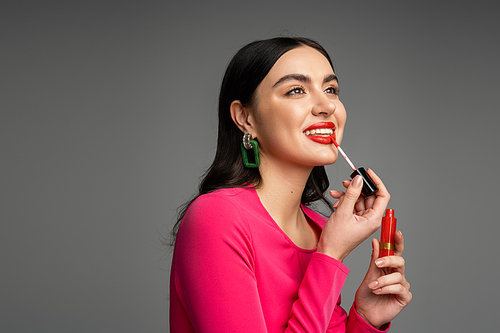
left=304, top=122, right=336, bottom=144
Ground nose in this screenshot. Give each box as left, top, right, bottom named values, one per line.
left=311, top=93, right=336, bottom=117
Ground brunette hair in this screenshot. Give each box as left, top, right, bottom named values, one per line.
left=170, top=37, right=335, bottom=244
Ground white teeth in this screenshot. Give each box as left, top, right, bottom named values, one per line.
left=303, top=128, right=334, bottom=136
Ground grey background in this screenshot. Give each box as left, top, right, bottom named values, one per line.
left=2, top=1, right=499, bottom=332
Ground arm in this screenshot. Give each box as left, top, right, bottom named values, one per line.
left=171, top=195, right=267, bottom=332
left=322, top=170, right=396, bottom=332
left=328, top=170, right=411, bottom=329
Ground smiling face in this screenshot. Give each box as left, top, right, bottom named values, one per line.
left=247, top=46, right=347, bottom=169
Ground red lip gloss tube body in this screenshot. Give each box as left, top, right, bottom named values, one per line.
left=380, top=209, right=397, bottom=257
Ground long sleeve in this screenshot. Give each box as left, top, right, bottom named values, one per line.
left=169, top=188, right=389, bottom=333
left=170, top=193, right=268, bottom=332
left=346, top=305, right=390, bottom=332
left=287, top=253, right=349, bottom=332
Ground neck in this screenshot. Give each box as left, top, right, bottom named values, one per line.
left=255, top=161, right=313, bottom=230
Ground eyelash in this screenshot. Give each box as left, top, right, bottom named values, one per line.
left=286, top=86, right=306, bottom=95
left=325, top=86, right=340, bottom=96
left=285, top=86, right=339, bottom=96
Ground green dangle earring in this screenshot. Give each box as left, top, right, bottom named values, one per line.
left=241, top=133, right=260, bottom=168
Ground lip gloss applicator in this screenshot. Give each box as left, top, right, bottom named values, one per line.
left=332, top=138, right=379, bottom=197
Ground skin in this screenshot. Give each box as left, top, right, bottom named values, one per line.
left=231, top=46, right=411, bottom=329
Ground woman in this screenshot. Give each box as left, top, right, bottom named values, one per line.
left=169, top=37, right=411, bottom=332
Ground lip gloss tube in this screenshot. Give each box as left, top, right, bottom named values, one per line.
left=332, top=139, right=378, bottom=197
left=379, top=209, right=397, bottom=257
left=350, top=167, right=378, bottom=198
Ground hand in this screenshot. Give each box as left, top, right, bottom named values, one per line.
left=354, top=233, right=412, bottom=329
left=317, top=169, right=391, bottom=261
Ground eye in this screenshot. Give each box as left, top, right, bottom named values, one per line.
left=286, top=86, right=305, bottom=95
left=324, top=86, right=339, bottom=96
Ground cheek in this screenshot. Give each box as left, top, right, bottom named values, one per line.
left=257, top=101, right=303, bottom=135
left=337, top=114, right=347, bottom=129
left=335, top=106, right=347, bottom=140
left=336, top=103, right=347, bottom=126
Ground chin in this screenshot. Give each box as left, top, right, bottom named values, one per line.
left=312, top=153, right=338, bottom=167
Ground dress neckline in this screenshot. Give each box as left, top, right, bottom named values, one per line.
left=245, top=185, right=322, bottom=253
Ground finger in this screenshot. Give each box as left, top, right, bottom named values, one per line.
left=372, top=238, right=380, bottom=262
left=329, top=190, right=345, bottom=209
left=364, top=194, right=376, bottom=210
left=398, top=289, right=413, bottom=304
left=329, top=190, right=345, bottom=199
left=332, top=196, right=343, bottom=209
left=368, top=271, right=405, bottom=290
left=371, top=283, right=412, bottom=304
left=371, top=270, right=411, bottom=298
left=354, top=195, right=366, bottom=213
left=375, top=255, right=406, bottom=275
left=371, top=238, right=391, bottom=276
left=343, top=179, right=370, bottom=214
left=334, top=175, right=363, bottom=218
left=365, top=169, right=391, bottom=214
left=394, top=230, right=405, bottom=256
left=367, top=238, right=381, bottom=273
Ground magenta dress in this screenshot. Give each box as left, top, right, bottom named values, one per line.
left=170, top=186, right=390, bottom=332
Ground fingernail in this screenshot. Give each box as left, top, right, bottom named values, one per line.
left=352, top=175, right=363, bottom=188
left=375, top=258, right=385, bottom=267
left=368, top=281, right=378, bottom=289
left=373, top=288, right=382, bottom=293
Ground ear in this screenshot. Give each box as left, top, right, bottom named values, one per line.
left=230, top=100, right=255, bottom=135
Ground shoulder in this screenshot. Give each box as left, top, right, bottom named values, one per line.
left=174, top=187, right=256, bottom=264
left=179, top=187, right=256, bottom=239
left=186, top=187, right=252, bottom=218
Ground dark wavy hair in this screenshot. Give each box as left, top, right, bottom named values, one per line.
left=170, top=37, right=335, bottom=244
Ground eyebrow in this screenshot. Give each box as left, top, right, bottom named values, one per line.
left=272, top=73, right=338, bottom=88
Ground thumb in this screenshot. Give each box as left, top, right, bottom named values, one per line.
left=371, top=237, right=380, bottom=261
left=366, top=238, right=381, bottom=277
left=335, top=175, right=363, bottom=217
